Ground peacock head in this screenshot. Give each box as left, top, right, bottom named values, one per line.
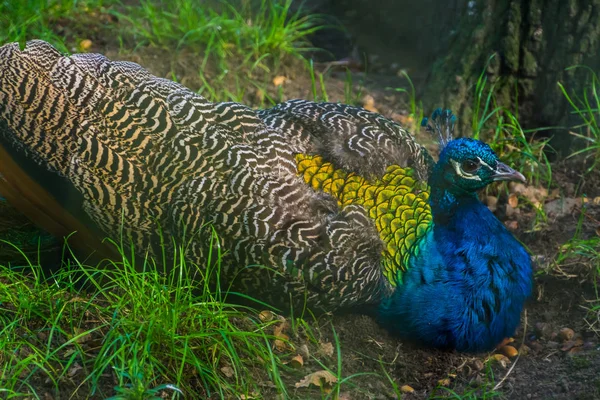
left=435, top=137, right=525, bottom=194
left=421, top=109, right=525, bottom=196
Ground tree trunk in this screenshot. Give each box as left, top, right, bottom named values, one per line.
left=326, top=0, right=600, bottom=152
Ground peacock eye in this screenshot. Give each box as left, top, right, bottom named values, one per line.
left=461, top=159, right=480, bottom=173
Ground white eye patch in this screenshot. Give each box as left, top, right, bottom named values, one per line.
left=450, top=159, right=482, bottom=181
left=477, top=157, right=493, bottom=170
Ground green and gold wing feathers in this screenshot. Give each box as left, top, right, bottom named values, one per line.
left=0, top=41, right=434, bottom=310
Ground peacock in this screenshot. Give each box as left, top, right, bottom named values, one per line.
left=0, top=40, right=532, bottom=352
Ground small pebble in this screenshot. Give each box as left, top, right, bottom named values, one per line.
left=528, top=340, right=543, bottom=352
left=546, top=341, right=560, bottom=349
left=486, top=196, right=498, bottom=212
left=534, top=322, right=552, bottom=339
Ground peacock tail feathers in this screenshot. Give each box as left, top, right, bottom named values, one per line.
left=0, top=40, right=431, bottom=309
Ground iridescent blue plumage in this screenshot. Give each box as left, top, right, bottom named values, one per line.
left=379, top=114, right=533, bottom=352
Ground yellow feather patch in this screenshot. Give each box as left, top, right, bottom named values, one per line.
left=296, top=154, right=433, bottom=286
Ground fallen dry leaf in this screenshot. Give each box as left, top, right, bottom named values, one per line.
left=295, top=370, right=338, bottom=389
left=400, top=384, right=415, bottom=393
left=273, top=321, right=289, bottom=336
left=319, top=341, right=334, bottom=357
left=63, top=348, right=77, bottom=358
left=273, top=322, right=291, bottom=351
left=486, top=195, right=498, bottom=212
left=289, top=354, right=304, bottom=369
left=362, top=94, right=375, bottom=106
left=221, top=365, right=234, bottom=378
left=362, top=95, right=378, bottom=113
left=437, top=378, right=451, bottom=387
left=273, top=320, right=292, bottom=351
left=499, top=345, right=519, bottom=358
left=71, top=327, right=92, bottom=344
left=298, top=344, right=310, bottom=358
left=79, top=39, right=93, bottom=51
left=567, top=346, right=584, bottom=356
left=67, top=362, right=83, bottom=377
left=471, top=359, right=484, bottom=371
left=561, top=338, right=584, bottom=352
left=519, top=344, right=531, bottom=356
left=558, top=327, right=575, bottom=342
left=489, top=354, right=511, bottom=368
left=510, top=183, right=550, bottom=202
left=258, top=310, right=274, bottom=322
left=273, top=335, right=289, bottom=352
left=272, top=75, right=286, bottom=86
left=508, top=193, right=519, bottom=208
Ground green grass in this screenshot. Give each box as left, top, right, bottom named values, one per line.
left=119, top=0, right=320, bottom=61
left=1, top=232, right=401, bottom=398
left=471, top=55, right=553, bottom=188
left=0, top=0, right=325, bottom=105
left=430, top=363, right=501, bottom=400
left=0, top=235, right=294, bottom=398
left=552, top=202, right=600, bottom=337
left=554, top=204, right=600, bottom=289
left=558, top=66, right=600, bottom=173
left=555, top=65, right=600, bottom=312
left=388, top=70, right=424, bottom=132
left=0, top=0, right=113, bottom=50
left=117, top=0, right=323, bottom=103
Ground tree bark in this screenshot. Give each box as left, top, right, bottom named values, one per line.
left=327, top=0, right=600, bottom=152
left=425, top=0, right=600, bottom=150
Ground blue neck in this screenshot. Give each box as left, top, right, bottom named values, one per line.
left=427, top=165, right=479, bottom=222
left=378, top=180, right=533, bottom=352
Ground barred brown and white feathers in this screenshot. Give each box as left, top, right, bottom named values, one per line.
left=0, top=40, right=434, bottom=309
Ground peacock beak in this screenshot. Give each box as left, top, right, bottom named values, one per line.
left=491, top=162, right=526, bottom=183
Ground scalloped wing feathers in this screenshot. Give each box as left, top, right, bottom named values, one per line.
left=0, top=40, right=434, bottom=309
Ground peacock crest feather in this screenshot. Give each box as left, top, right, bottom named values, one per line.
left=421, top=107, right=457, bottom=150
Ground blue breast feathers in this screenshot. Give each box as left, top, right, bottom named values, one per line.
left=378, top=198, right=532, bottom=352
